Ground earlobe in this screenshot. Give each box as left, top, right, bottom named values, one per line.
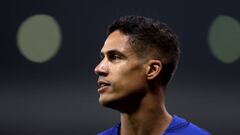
left=146, top=60, right=162, bottom=80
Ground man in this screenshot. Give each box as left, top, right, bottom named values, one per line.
left=94, top=15, right=210, bottom=135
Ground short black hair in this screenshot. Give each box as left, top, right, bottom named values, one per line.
left=107, top=15, right=180, bottom=86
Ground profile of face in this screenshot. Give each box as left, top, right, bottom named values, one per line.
left=94, top=30, right=148, bottom=111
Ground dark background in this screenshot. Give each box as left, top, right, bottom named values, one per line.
left=0, top=0, right=239, bottom=134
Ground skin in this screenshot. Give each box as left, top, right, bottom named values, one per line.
left=95, top=30, right=172, bottom=135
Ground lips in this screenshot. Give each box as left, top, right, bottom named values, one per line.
left=97, top=79, right=110, bottom=93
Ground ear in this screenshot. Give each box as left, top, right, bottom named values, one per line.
left=145, top=60, right=162, bottom=80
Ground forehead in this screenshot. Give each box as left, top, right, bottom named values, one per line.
left=101, top=30, right=133, bottom=54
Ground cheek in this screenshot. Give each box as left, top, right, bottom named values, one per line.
left=113, top=67, right=146, bottom=92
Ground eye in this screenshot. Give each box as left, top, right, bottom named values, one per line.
left=109, top=54, right=121, bottom=61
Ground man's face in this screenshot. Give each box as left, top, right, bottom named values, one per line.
left=94, top=30, right=147, bottom=110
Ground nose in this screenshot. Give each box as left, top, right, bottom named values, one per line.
left=94, top=60, right=108, bottom=76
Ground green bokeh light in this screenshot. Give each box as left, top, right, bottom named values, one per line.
left=17, top=14, right=62, bottom=63
left=208, top=15, right=240, bottom=64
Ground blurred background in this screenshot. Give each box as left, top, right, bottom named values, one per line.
left=0, top=0, right=239, bottom=134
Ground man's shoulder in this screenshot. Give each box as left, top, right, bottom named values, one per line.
left=97, top=123, right=120, bottom=135
left=164, top=115, right=210, bottom=135
left=185, top=123, right=210, bottom=135
left=97, top=115, right=211, bottom=135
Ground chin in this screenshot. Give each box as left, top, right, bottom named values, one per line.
left=99, top=96, right=113, bottom=106
left=98, top=96, right=131, bottom=113
left=99, top=91, right=145, bottom=113
left=99, top=96, right=121, bottom=109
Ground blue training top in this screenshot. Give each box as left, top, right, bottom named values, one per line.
left=97, top=115, right=210, bottom=135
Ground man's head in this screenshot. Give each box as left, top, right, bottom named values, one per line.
left=107, top=15, right=180, bottom=85
left=95, top=16, right=180, bottom=111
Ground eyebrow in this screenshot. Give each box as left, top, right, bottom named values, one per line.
left=100, top=49, right=127, bottom=58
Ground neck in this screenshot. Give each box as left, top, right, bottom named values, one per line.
left=119, top=88, right=172, bottom=135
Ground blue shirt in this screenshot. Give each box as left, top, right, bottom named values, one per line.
left=97, top=115, right=210, bottom=135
